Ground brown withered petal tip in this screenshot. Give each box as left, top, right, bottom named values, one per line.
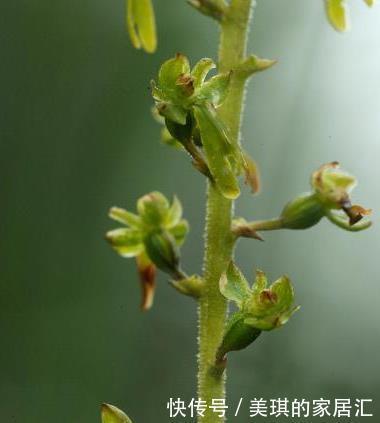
left=343, top=204, right=372, bottom=226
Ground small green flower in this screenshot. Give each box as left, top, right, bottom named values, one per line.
left=281, top=162, right=372, bottom=231
left=217, top=262, right=299, bottom=360
left=220, top=262, right=299, bottom=331
left=151, top=54, right=242, bottom=199
left=106, top=192, right=189, bottom=309
left=126, top=0, right=157, bottom=53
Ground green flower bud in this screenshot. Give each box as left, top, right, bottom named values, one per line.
left=143, top=231, right=182, bottom=279
left=106, top=192, right=189, bottom=309
left=278, top=162, right=372, bottom=231
left=126, top=0, right=157, bottom=53
left=311, top=162, right=372, bottom=227
left=101, top=403, right=133, bottom=423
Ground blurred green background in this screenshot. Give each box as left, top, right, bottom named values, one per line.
left=1, top=1, right=379, bottom=422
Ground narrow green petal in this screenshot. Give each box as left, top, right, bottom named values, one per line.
left=191, top=58, right=216, bottom=89
left=252, top=269, right=268, bottom=293
left=109, top=207, right=141, bottom=228
left=219, top=261, right=251, bottom=307
left=169, top=220, right=189, bottom=246
left=106, top=228, right=144, bottom=257
left=158, top=54, right=191, bottom=93
left=157, top=102, right=187, bottom=125
left=196, top=72, right=231, bottom=107
left=166, top=196, right=183, bottom=227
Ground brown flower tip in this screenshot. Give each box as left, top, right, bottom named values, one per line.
left=136, top=255, right=157, bottom=311
left=343, top=204, right=372, bottom=226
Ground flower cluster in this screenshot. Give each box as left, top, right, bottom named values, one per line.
left=217, top=262, right=299, bottom=361
left=281, top=162, right=371, bottom=231
left=151, top=54, right=273, bottom=199
left=106, top=192, right=188, bottom=310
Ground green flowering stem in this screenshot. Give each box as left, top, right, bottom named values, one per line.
left=197, top=1, right=254, bottom=422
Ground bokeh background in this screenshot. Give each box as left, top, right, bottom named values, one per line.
left=1, top=1, right=380, bottom=422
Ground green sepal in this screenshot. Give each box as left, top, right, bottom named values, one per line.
left=325, top=0, right=349, bottom=32
left=245, top=274, right=300, bottom=331
left=193, top=104, right=240, bottom=199
left=105, top=228, right=144, bottom=258
left=169, top=220, right=189, bottom=246
left=191, top=58, right=216, bottom=89
left=196, top=72, right=231, bottom=107
left=158, top=54, right=191, bottom=97
left=281, top=192, right=325, bottom=229
left=165, top=196, right=183, bottom=227
left=137, top=191, right=170, bottom=227
left=244, top=306, right=300, bottom=331
left=101, top=403, right=133, bottom=423
left=219, top=261, right=251, bottom=308
left=126, top=0, right=157, bottom=53
left=143, top=230, right=181, bottom=278
left=157, top=102, right=188, bottom=125
left=216, top=312, right=262, bottom=361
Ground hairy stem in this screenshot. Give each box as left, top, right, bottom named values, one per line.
left=197, top=1, right=254, bottom=421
